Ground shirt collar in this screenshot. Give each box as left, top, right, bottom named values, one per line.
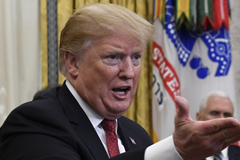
left=65, top=80, right=117, bottom=129
left=66, top=80, right=103, bottom=128
left=221, top=146, right=228, bottom=158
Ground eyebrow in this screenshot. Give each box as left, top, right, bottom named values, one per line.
left=107, top=46, right=144, bottom=55
left=210, top=110, right=233, bottom=115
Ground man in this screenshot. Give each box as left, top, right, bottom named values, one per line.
left=1, top=3, right=240, bottom=160
left=196, top=91, right=240, bottom=160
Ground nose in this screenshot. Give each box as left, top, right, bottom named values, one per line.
left=219, top=113, right=225, bottom=118
left=119, top=58, right=134, bottom=79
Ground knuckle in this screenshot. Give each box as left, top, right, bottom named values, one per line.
left=210, top=121, right=220, bottom=132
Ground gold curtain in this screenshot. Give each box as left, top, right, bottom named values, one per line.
left=40, top=0, right=48, bottom=88
left=41, top=0, right=153, bottom=139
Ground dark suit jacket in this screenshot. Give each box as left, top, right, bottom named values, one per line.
left=200, top=145, right=240, bottom=160
left=0, top=83, right=153, bottom=160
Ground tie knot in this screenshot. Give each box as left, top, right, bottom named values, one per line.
left=101, top=119, right=115, bottom=132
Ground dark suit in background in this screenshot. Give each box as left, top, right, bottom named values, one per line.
left=200, top=145, right=240, bottom=160
left=228, top=145, right=240, bottom=160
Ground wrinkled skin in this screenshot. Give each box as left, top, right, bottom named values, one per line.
left=65, top=33, right=143, bottom=120
left=174, top=96, right=240, bottom=160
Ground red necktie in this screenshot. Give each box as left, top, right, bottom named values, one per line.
left=101, top=119, right=120, bottom=158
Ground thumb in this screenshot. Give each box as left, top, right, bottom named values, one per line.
left=175, top=96, right=191, bottom=121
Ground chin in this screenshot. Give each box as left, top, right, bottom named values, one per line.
left=117, top=105, right=130, bottom=113
left=110, top=104, right=129, bottom=113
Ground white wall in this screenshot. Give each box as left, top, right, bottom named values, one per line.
left=230, top=0, right=240, bottom=118
left=0, top=0, right=40, bottom=125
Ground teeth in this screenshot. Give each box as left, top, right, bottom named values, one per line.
left=115, top=91, right=125, bottom=95
left=113, top=87, right=129, bottom=95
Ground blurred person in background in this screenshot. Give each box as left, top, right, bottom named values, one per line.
left=196, top=91, right=240, bottom=160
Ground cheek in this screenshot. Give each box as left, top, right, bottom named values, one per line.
left=97, top=67, right=120, bottom=82
left=89, top=70, right=118, bottom=93
left=133, top=68, right=141, bottom=83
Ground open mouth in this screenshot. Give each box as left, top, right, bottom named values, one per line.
left=112, top=86, right=131, bottom=95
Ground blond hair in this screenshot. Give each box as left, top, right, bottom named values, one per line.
left=59, top=3, right=154, bottom=76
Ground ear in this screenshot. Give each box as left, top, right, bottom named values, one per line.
left=196, top=112, right=201, bottom=120
left=64, top=51, right=79, bottom=77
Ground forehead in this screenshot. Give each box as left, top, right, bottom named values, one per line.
left=93, top=33, right=144, bottom=51
left=205, top=96, right=233, bottom=112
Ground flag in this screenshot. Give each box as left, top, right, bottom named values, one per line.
left=152, top=0, right=237, bottom=142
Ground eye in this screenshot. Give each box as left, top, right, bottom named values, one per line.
left=210, top=111, right=220, bottom=116
left=103, top=54, right=121, bottom=65
left=133, top=54, right=141, bottom=60
left=107, top=55, right=118, bottom=60
left=224, top=113, right=233, bottom=118
left=132, top=54, right=142, bottom=66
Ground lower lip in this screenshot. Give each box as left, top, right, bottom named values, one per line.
left=112, top=90, right=129, bottom=99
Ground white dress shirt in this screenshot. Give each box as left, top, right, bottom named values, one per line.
left=66, top=80, right=182, bottom=160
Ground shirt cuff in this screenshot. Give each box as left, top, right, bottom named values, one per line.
left=144, top=135, right=183, bottom=160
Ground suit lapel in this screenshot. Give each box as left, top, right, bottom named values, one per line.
left=117, top=120, right=139, bottom=151
left=76, top=117, right=109, bottom=160
left=58, top=83, right=109, bottom=160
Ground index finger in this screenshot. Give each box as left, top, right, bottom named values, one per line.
left=202, top=117, right=240, bottom=134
